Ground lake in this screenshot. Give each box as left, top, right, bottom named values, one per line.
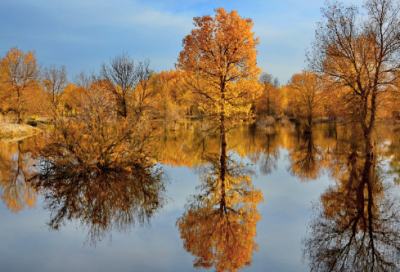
left=1, top=122, right=400, bottom=272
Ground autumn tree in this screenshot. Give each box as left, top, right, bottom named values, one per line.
left=58, top=71, right=95, bottom=116
left=256, top=73, right=282, bottom=116
left=287, top=71, right=324, bottom=133
left=127, top=60, right=160, bottom=122
left=100, top=53, right=152, bottom=119
left=0, top=47, right=42, bottom=123
left=31, top=76, right=165, bottom=245
left=308, top=0, right=400, bottom=153
left=151, top=70, right=194, bottom=128
left=176, top=8, right=262, bottom=147
left=320, top=78, right=344, bottom=134
left=74, top=71, right=93, bottom=90
left=387, top=81, right=400, bottom=120
left=42, top=65, right=68, bottom=116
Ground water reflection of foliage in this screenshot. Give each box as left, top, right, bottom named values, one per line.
left=0, top=139, right=37, bottom=213
left=302, top=137, right=400, bottom=271
left=287, top=133, right=325, bottom=182
left=32, top=98, right=167, bottom=245
left=36, top=160, right=165, bottom=245
left=156, top=122, right=286, bottom=175
left=177, top=147, right=263, bottom=271
left=245, top=124, right=280, bottom=175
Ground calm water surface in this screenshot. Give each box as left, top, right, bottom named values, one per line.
left=1, top=123, right=400, bottom=271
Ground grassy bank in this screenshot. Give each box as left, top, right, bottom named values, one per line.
left=0, top=123, right=41, bottom=140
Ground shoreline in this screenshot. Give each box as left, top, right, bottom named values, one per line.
left=0, top=123, right=42, bottom=140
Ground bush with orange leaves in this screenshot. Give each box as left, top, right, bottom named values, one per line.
left=32, top=79, right=166, bottom=244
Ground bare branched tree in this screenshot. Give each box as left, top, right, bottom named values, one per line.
left=100, top=53, right=153, bottom=119
left=308, top=0, right=400, bottom=153
left=73, top=71, right=93, bottom=90
left=132, top=59, right=154, bottom=116
left=43, top=65, right=68, bottom=114
left=259, top=73, right=279, bottom=88
left=100, top=53, right=137, bottom=118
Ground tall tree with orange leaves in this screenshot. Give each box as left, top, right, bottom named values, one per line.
left=177, top=9, right=261, bottom=203
left=176, top=8, right=261, bottom=146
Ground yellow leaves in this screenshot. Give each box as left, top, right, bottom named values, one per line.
left=286, top=71, right=325, bottom=130
left=0, top=47, right=42, bottom=121
left=176, top=8, right=261, bottom=131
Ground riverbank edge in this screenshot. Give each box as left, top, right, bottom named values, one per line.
left=0, top=123, right=42, bottom=140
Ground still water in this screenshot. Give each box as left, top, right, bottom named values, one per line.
left=1, top=123, right=400, bottom=272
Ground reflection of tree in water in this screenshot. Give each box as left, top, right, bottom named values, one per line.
left=33, top=117, right=167, bottom=246
left=246, top=125, right=280, bottom=175
left=176, top=135, right=263, bottom=272
left=287, top=132, right=324, bottom=181
left=302, top=138, right=400, bottom=271
left=0, top=139, right=37, bottom=213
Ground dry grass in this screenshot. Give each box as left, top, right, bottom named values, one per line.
left=0, top=114, right=17, bottom=124
left=0, top=123, right=41, bottom=140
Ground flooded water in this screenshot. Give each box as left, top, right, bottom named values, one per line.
left=1, top=123, right=400, bottom=272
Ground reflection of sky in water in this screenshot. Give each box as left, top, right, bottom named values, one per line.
left=1, top=124, right=396, bottom=272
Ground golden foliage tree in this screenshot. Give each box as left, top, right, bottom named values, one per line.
left=287, top=71, right=324, bottom=133
left=176, top=8, right=262, bottom=145
left=152, top=70, right=194, bottom=128
left=0, top=47, right=43, bottom=123
left=256, top=73, right=283, bottom=116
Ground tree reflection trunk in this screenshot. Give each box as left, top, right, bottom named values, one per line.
left=220, top=120, right=227, bottom=217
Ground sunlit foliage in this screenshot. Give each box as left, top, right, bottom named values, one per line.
left=177, top=8, right=262, bottom=139
left=287, top=71, right=324, bottom=133
left=0, top=47, right=46, bottom=122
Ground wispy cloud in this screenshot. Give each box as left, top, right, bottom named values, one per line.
left=0, top=0, right=365, bottom=83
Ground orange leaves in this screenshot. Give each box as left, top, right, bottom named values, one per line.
left=177, top=8, right=260, bottom=82
left=0, top=47, right=42, bottom=122
left=32, top=93, right=166, bottom=244
left=287, top=71, right=324, bottom=131
left=177, top=8, right=261, bottom=132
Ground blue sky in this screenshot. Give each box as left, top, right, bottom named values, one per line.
left=0, top=0, right=363, bottom=84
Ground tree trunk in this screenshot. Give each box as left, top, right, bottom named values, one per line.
left=219, top=81, right=227, bottom=217
left=220, top=116, right=227, bottom=217
left=365, top=131, right=373, bottom=157
left=17, top=96, right=22, bottom=124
